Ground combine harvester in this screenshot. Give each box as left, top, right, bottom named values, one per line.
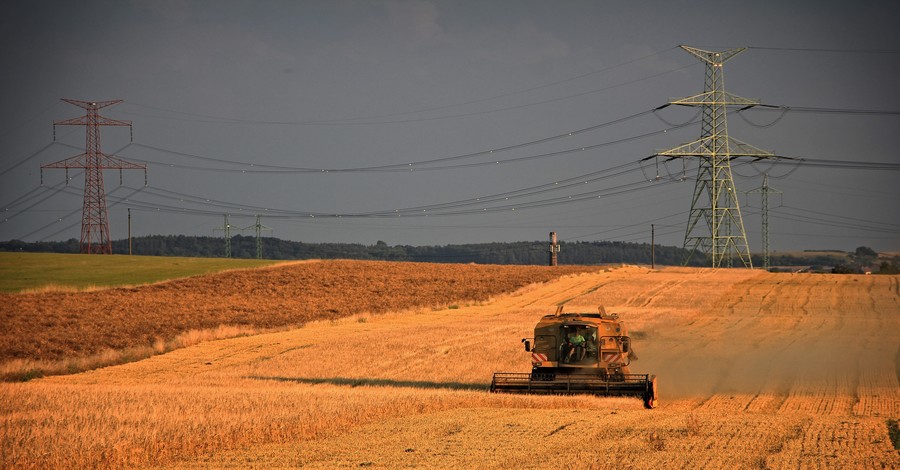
left=491, top=306, right=658, bottom=409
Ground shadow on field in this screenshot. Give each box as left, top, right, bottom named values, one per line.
left=245, top=375, right=489, bottom=391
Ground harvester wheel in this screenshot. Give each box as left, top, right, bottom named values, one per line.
left=643, top=375, right=659, bottom=409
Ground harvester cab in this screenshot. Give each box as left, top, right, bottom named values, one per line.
left=493, top=306, right=658, bottom=409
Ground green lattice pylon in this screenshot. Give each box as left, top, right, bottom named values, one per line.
left=657, top=46, right=775, bottom=268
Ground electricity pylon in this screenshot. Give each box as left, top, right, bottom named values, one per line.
left=243, top=215, right=272, bottom=259
left=213, top=214, right=233, bottom=258
left=747, top=173, right=782, bottom=270
left=655, top=46, right=775, bottom=268
left=41, top=99, right=146, bottom=254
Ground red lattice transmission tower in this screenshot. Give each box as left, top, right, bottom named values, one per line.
left=41, top=99, right=146, bottom=254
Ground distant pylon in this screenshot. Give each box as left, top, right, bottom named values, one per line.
left=747, top=173, right=782, bottom=270
left=243, top=215, right=272, bottom=259
left=655, top=46, right=775, bottom=268
left=41, top=99, right=146, bottom=254
left=213, top=214, right=233, bottom=258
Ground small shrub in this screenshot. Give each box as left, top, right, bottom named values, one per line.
left=832, top=264, right=860, bottom=274
left=18, top=369, right=44, bottom=382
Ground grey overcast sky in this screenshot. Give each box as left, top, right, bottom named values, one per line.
left=1, top=0, right=899, bottom=254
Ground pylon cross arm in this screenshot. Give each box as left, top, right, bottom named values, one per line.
left=680, top=45, right=746, bottom=65
left=41, top=153, right=90, bottom=169
left=41, top=153, right=146, bottom=170
left=54, top=116, right=132, bottom=127
left=670, top=91, right=760, bottom=107
left=724, top=137, right=775, bottom=158
left=656, top=136, right=774, bottom=158
left=98, top=154, right=146, bottom=170
left=61, top=98, right=123, bottom=109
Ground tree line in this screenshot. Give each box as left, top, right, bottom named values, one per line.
left=5, top=235, right=891, bottom=270
left=2, top=235, right=702, bottom=266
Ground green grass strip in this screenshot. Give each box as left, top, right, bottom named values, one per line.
left=0, top=252, right=280, bottom=293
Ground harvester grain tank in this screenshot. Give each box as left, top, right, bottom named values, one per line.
left=491, top=306, right=658, bottom=409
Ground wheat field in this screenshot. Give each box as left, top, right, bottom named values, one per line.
left=1, top=264, right=898, bottom=468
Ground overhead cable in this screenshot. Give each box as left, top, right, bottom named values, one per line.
left=121, top=47, right=686, bottom=126
left=748, top=46, right=900, bottom=54
left=124, top=107, right=667, bottom=173
left=127, top=121, right=693, bottom=174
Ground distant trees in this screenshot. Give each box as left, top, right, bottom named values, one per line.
left=3, top=237, right=895, bottom=272
left=1, top=238, right=80, bottom=253
left=758, top=252, right=850, bottom=271
left=850, top=246, right=878, bottom=266
left=831, top=246, right=898, bottom=274
left=2, top=235, right=698, bottom=266
left=877, top=261, right=899, bottom=275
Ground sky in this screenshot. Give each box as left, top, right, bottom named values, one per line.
left=1, top=0, right=899, bottom=255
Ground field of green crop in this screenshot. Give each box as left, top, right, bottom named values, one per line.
left=0, top=252, right=281, bottom=293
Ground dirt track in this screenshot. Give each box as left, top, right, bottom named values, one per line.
left=2, top=265, right=898, bottom=468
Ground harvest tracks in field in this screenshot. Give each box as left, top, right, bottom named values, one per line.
left=1, top=266, right=898, bottom=468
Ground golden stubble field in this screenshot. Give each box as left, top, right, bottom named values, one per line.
left=0, top=260, right=599, bottom=361
left=1, top=264, right=898, bottom=468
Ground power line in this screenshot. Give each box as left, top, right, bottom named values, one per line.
left=769, top=231, right=900, bottom=241
left=733, top=104, right=900, bottom=130
left=770, top=208, right=900, bottom=235
left=37, top=186, right=148, bottom=242
left=2, top=184, right=59, bottom=212
left=20, top=176, right=896, bottom=247
left=753, top=105, right=900, bottom=116
left=788, top=176, right=898, bottom=199
left=777, top=205, right=900, bottom=230
left=126, top=123, right=693, bottom=174
left=14, top=145, right=895, bottom=246
left=110, top=172, right=675, bottom=220
left=748, top=46, right=900, bottom=54
left=19, top=147, right=891, bottom=234
left=123, top=108, right=667, bottom=173
left=1, top=181, right=70, bottom=224
left=613, top=225, right=684, bottom=244
left=120, top=47, right=685, bottom=126
left=119, top=157, right=651, bottom=217
left=0, top=142, right=58, bottom=178
left=119, top=104, right=897, bottom=177
left=564, top=210, right=688, bottom=242
left=19, top=185, right=133, bottom=241
left=67, top=108, right=900, bottom=177
left=771, top=156, right=900, bottom=171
